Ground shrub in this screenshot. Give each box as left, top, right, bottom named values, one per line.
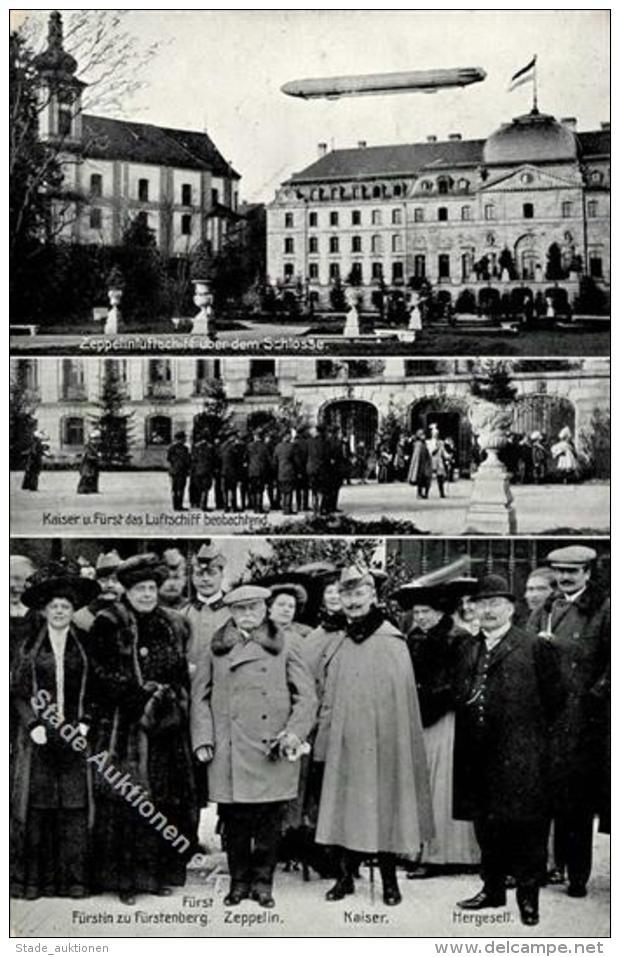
left=454, top=288, right=476, bottom=314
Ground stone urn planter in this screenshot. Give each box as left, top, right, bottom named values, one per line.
left=191, top=279, right=215, bottom=338
left=465, top=399, right=517, bottom=534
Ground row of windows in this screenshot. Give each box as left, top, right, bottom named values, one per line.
left=306, top=183, right=408, bottom=202
left=89, top=209, right=200, bottom=234
left=285, top=234, right=406, bottom=255
left=284, top=200, right=601, bottom=229
left=89, top=173, right=223, bottom=208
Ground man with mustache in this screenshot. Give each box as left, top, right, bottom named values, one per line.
left=452, top=574, right=565, bottom=926
left=190, top=585, right=316, bottom=908
left=529, top=546, right=610, bottom=898
left=315, top=565, right=433, bottom=906
left=73, top=551, right=124, bottom=632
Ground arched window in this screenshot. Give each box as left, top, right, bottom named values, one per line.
left=373, top=185, right=382, bottom=198
left=458, top=178, right=470, bottom=192
left=393, top=184, right=402, bottom=197
left=437, top=178, right=450, bottom=195
left=371, top=234, right=383, bottom=254
left=420, top=180, right=432, bottom=192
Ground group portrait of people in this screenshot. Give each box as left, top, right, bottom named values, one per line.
left=9, top=539, right=609, bottom=927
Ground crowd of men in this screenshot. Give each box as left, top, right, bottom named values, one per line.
left=9, top=542, right=609, bottom=927
left=167, top=425, right=351, bottom=515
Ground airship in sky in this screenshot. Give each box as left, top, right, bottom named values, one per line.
left=281, top=66, right=486, bottom=100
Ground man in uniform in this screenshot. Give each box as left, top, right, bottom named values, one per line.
left=316, top=565, right=434, bottom=906
left=219, top=429, right=244, bottom=513
left=272, top=431, right=296, bottom=515
left=181, top=544, right=230, bottom=673
left=453, top=575, right=565, bottom=926
left=190, top=585, right=316, bottom=908
left=246, top=430, right=271, bottom=514
left=306, top=425, right=329, bottom=516
left=166, top=430, right=191, bottom=511
left=529, top=545, right=610, bottom=897
left=292, top=426, right=310, bottom=513
left=189, top=433, right=217, bottom=510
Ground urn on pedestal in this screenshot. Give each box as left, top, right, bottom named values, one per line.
left=465, top=399, right=517, bottom=534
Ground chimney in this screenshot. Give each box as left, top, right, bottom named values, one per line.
left=448, top=133, right=462, bottom=141
left=357, top=140, right=367, bottom=149
left=427, top=135, right=437, bottom=143
left=561, top=117, right=577, bottom=130
left=601, top=121, right=610, bottom=130
left=318, top=142, right=327, bottom=157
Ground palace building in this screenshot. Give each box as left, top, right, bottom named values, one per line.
left=267, top=109, right=609, bottom=304
left=34, top=12, right=240, bottom=256
left=13, top=358, right=609, bottom=474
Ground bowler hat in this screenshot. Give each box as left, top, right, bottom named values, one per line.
left=23, top=563, right=100, bottom=611
left=117, top=554, right=168, bottom=589
left=475, top=574, right=515, bottom=602
left=174, top=430, right=186, bottom=441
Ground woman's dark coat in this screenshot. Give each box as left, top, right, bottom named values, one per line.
left=451, top=624, right=565, bottom=823
left=77, top=443, right=100, bottom=494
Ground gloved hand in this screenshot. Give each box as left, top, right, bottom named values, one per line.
left=30, top=725, right=47, bottom=745
left=195, top=745, right=214, bottom=764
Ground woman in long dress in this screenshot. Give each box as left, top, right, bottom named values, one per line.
left=88, top=554, right=197, bottom=904
left=550, top=426, right=579, bottom=483
left=396, top=579, right=480, bottom=878
left=10, top=564, right=99, bottom=899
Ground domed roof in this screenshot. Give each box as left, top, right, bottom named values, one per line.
left=483, top=110, right=579, bottom=166
left=34, top=11, right=78, bottom=78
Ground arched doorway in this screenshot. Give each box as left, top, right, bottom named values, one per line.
left=514, top=234, right=540, bottom=281
left=409, top=396, right=474, bottom=477
left=320, top=400, right=378, bottom=452
left=511, top=394, right=575, bottom=441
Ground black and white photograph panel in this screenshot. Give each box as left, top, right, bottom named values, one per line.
left=9, top=536, right=609, bottom=937
left=10, top=10, right=609, bottom=356
left=10, top=357, right=610, bottom=536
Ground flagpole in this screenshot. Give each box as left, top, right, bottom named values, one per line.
left=532, top=56, right=538, bottom=113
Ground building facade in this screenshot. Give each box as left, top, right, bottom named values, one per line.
left=267, top=110, right=609, bottom=304
left=34, top=12, right=240, bottom=257
left=13, top=358, right=609, bottom=472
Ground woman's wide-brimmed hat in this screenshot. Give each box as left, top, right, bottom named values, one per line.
left=268, top=582, right=308, bottom=613
left=117, top=554, right=168, bottom=589
left=393, top=577, right=478, bottom=613
left=22, top=562, right=100, bottom=611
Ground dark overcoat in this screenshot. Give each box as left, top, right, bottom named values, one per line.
left=190, top=619, right=317, bottom=803
left=528, top=583, right=610, bottom=812
left=190, top=440, right=216, bottom=480
left=167, top=441, right=191, bottom=478
left=452, top=624, right=565, bottom=823
left=77, top=444, right=100, bottom=494
left=273, top=440, right=296, bottom=483
left=247, top=440, right=272, bottom=481
left=219, top=438, right=244, bottom=482
left=87, top=601, right=196, bottom=818
left=11, top=623, right=94, bottom=827
left=306, top=435, right=329, bottom=478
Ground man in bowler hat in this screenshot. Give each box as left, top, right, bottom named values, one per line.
left=452, top=574, right=565, bottom=926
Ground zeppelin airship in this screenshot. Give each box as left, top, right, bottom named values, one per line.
left=281, top=67, right=486, bottom=100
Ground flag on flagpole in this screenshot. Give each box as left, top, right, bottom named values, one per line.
left=508, top=56, right=536, bottom=92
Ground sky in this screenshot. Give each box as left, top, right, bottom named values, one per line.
left=17, top=9, right=610, bottom=203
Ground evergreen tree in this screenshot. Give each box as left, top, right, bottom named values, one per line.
left=329, top=276, right=347, bottom=312
left=245, top=539, right=380, bottom=585
left=91, top=360, right=134, bottom=467
left=192, top=379, right=232, bottom=443
left=10, top=361, right=39, bottom=469
left=470, top=360, right=517, bottom=406
left=498, top=247, right=517, bottom=279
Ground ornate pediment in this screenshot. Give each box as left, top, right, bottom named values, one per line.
left=480, top=164, right=581, bottom=193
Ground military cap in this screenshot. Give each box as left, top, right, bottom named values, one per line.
left=194, top=543, right=226, bottom=567
left=223, top=585, right=271, bottom=606
left=95, top=550, right=121, bottom=578
left=546, top=545, right=597, bottom=567
left=475, top=574, right=515, bottom=602
left=338, top=564, right=376, bottom=591
left=117, top=554, right=168, bottom=589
